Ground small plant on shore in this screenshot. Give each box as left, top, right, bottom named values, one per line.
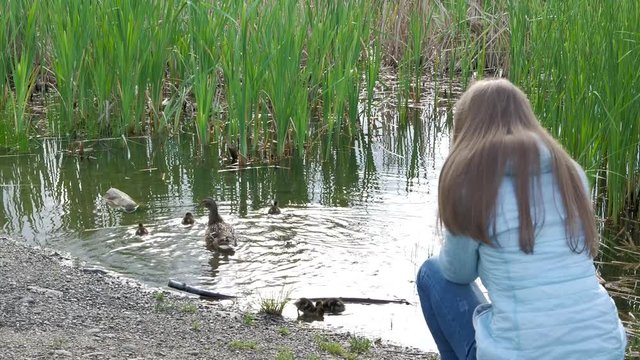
left=179, top=303, right=198, bottom=314
left=153, top=291, right=166, bottom=302
left=49, top=338, right=67, bottom=349
left=277, top=326, right=290, bottom=336
left=229, top=340, right=259, bottom=350
left=277, top=347, right=295, bottom=360
left=315, top=336, right=351, bottom=359
left=258, top=287, right=292, bottom=316
left=349, top=336, right=371, bottom=354
left=308, top=356, right=321, bottom=360
left=191, top=319, right=201, bottom=332
left=242, top=312, right=255, bottom=326
left=153, top=292, right=175, bottom=312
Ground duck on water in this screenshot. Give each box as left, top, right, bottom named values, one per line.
left=201, top=198, right=237, bottom=254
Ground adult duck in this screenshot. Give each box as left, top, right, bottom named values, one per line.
left=201, top=198, right=237, bottom=254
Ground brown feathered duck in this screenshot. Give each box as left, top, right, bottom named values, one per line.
left=201, top=198, right=237, bottom=254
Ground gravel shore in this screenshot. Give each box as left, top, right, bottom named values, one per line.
left=0, top=237, right=437, bottom=359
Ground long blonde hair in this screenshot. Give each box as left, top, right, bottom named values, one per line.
left=438, top=78, right=598, bottom=256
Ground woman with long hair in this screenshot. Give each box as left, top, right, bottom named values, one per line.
left=416, top=78, right=627, bottom=359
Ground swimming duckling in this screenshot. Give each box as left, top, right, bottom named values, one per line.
left=182, top=212, right=195, bottom=225
left=268, top=200, right=281, bottom=215
left=135, top=223, right=148, bottom=236
left=319, top=298, right=346, bottom=314
left=294, top=297, right=315, bottom=316
left=201, top=198, right=237, bottom=254
left=294, top=298, right=324, bottom=320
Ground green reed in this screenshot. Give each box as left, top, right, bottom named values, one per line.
left=46, top=1, right=92, bottom=134
left=506, top=0, right=640, bottom=224
left=5, top=0, right=38, bottom=150
left=260, top=0, right=307, bottom=154
left=0, top=0, right=636, bottom=220
left=187, top=1, right=226, bottom=144
left=146, top=0, right=186, bottom=131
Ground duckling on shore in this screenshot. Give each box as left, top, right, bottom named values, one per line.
left=201, top=198, right=237, bottom=254
left=135, top=223, right=148, bottom=236
left=182, top=212, right=195, bottom=225
left=268, top=200, right=281, bottom=215
left=318, top=298, right=346, bottom=314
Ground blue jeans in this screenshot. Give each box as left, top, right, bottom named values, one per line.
left=416, top=256, right=488, bottom=360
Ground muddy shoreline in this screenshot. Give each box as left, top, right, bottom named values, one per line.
left=0, top=236, right=437, bottom=359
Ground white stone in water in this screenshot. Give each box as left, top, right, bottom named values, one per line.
left=102, top=188, right=138, bottom=213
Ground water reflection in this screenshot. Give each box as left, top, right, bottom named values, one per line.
left=0, top=80, right=455, bottom=351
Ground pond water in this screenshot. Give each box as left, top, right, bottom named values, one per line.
left=0, top=84, right=458, bottom=352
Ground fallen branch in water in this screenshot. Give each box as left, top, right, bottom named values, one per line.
left=305, top=297, right=412, bottom=305
left=168, top=280, right=237, bottom=300
left=217, top=165, right=290, bottom=173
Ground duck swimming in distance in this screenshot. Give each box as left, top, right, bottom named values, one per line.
left=135, top=223, right=148, bottom=236
left=268, top=200, right=281, bottom=215
left=182, top=212, right=195, bottom=225
left=201, top=198, right=237, bottom=254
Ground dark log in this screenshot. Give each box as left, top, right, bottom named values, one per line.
left=305, top=297, right=412, bottom=305
left=168, top=280, right=237, bottom=300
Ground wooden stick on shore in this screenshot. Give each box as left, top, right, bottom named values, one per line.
left=168, top=280, right=237, bottom=300
left=305, top=297, right=412, bottom=305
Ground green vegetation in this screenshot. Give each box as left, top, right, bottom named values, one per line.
left=315, top=336, right=358, bottom=360
left=191, top=319, right=201, bottom=332
left=1, top=1, right=637, bottom=229
left=349, top=336, right=371, bottom=355
left=258, top=288, right=292, bottom=316
left=153, top=291, right=175, bottom=312
left=153, top=292, right=166, bottom=302
left=48, top=338, right=67, bottom=350
left=179, top=303, right=198, bottom=314
left=242, top=312, right=255, bottom=326
left=1, top=0, right=638, bottom=350
left=276, top=347, right=295, bottom=360
left=277, top=327, right=291, bottom=336
left=229, top=339, right=259, bottom=351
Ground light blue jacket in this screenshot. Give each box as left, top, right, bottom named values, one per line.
left=439, top=147, right=627, bottom=359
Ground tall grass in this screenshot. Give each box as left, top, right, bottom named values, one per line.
left=506, top=0, right=640, bottom=225
left=0, top=0, right=637, bottom=226
left=4, top=0, right=39, bottom=150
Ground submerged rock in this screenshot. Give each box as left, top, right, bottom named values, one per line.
left=102, top=188, right=138, bottom=213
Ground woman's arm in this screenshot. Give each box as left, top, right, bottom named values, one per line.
left=438, top=231, right=480, bottom=284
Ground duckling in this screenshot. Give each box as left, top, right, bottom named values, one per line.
left=201, top=198, right=237, bottom=253
left=182, top=212, right=195, bottom=225
left=294, top=298, right=324, bottom=321
left=268, top=200, right=281, bottom=215
left=319, top=298, right=346, bottom=314
left=294, top=297, right=315, bottom=317
left=135, top=223, right=148, bottom=236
